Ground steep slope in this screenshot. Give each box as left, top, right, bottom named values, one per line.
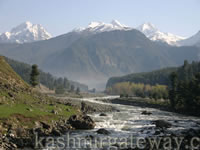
left=0, top=31, right=82, bottom=65
left=5, top=57, right=88, bottom=91
left=0, top=55, right=78, bottom=134
left=43, top=30, right=200, bottom=89
left=0, top=56, right=79, bottom=148
left=0, top=56, right=29, bottom=90
left=178, top=31, right=200, bottom=47
left=0, top=22, right=52, bottom=43
left=137, top=23, right=185, bottom=45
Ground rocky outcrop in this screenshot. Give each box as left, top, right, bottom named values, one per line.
left=68, top=115, right=95, bottom=130
left=0, top=120, right=73, bottom=149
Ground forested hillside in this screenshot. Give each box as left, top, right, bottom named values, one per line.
left=107, top=67, right=177, bottom=88
left=106, top=60, right=200, bottom=115
left=4, top=57, right=88, bottom=92
left=1, top=29, right=200, bottom=89
left=168, top=60, right=200, bottom=115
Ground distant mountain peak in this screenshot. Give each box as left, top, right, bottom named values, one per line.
left=138, top=23, right=158, bottom=33
left=0, top=21, right=52, bottom=44
left=137, top=23, right=185, bottom=45
left=110, top=20, right=127, bottom=28
left=88, top=21, right=102, bottom=28
left=73, top=20, right=132, bottom=33
left=178, top=30, right=200, bottom=46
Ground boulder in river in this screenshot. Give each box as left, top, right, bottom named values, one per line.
left=96, top=128, right=110, bottom=135
left=99, top=113, right=107, bottom=116
left=68, top=115, right=95, bottom=129
left=141, top=111, right=152, bottom=115
left=153, top=120, right=172, bottom=128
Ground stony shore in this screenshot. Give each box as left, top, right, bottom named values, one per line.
left=97, top=97, right=172, bottom=111
left=1, top=96, right=200, bottom=149
left=55, top=97, right=118, bottom=113
left=0, top=97, right=117, bottom=149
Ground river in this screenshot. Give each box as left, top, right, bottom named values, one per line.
left=45, top=96, right=200, bottom=150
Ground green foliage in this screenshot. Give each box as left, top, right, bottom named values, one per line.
left=169, top=72, right=178, bottom=108
left=106, top=82, right=168, bottom=100
left=76, top=87, right=80, bottom=94
left=168, top=60, right=200, bottom=115
left=0, top=56, right=79, bottom=129
left=30, top=64, right=39, bottom=87
left=107, top=67, right=177, bottom=88
left=4, top=57, right=88, bottom=92
left=55, top=85, right=65, bottom=94
left=70, top=85, right=75, bottom=92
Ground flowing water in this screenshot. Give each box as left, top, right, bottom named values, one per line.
left=45, top=96, right=200, bottom=150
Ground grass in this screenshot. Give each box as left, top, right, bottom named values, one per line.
left=0, top=102, right=78, bottom=128
left=0, top=56, right=79, bottom=131
left=0, top=104, right=48, bottom=118
left=0, top=103, right=77, bottom=118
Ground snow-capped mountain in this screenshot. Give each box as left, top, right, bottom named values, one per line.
left=137, top=23, right=185, bottom=45
left=74, top=20, right=186, bottom=46
left=73, top=20, right=132, bottom=33
left=0, top=22, right=52, bottom=43
left=178, top=31, right=200, bottom=47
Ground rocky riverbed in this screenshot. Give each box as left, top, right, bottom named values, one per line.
left=1, top=96, right=200, bottom=149
left=55, top=97, right=118, bottom=114
left=0, top=96, right=118, bottom=149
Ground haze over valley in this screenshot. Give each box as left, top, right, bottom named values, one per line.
left=0, top=20, right=200, bottom=89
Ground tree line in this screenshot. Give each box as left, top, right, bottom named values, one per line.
left=106, top=67, right=177, bottom=88
left=106, top=60, right=200, bottom=115
left=5, top=57, right=86, bottom=94
left=169, top=60, right=200, bottom=115
left=106, top=82, right=168, bottom=100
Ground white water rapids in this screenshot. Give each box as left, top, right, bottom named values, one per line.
left=45, top=96, right=200, bottom=150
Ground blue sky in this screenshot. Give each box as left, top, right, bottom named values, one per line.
left=0, top=0, right=199, bottom=37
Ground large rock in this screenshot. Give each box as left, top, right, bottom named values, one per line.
left=96, top=128, right=110, bottom=135
left=153, top=120, right=172, bottom=128
left=141, top=111, right=152, bottom=115
left=68, top=115, right=95, bottom=130
left=99, top=113, right=107, bottom=116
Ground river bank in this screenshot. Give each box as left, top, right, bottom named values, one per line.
left=54, top=96, right=119, bottom=114
left=97, top=97, right=171, bottom=111
left=1, top=95, right=200, bottom=149
left=57, top=96, right=200, bottom=150
left=0, top=95, right=118, bottom=149
left=97, top=96, right=200, bottom=117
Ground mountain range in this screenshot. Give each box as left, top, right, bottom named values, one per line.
left=0, top=22, right=52, bottom=43
left=137, top=23, right=186, bottom=45
left=1, top=20, right=200, bottom=47
left=73, top=20, right=200, bottom=47
left=0, top=20, right=200, bottom=89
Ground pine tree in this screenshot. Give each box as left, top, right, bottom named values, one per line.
left=70, top=85, right=75, bottom=92
left=76, top=87, right=80, bottom=94
left=30, top=64, right=40, bottom=87
left=169, top=72, right=178, bottom=108
left=55, top=85, right=65, bottom=94
left=63, top=77, right=70, bottom=90
left=182, top=60, right=189, bottom=81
